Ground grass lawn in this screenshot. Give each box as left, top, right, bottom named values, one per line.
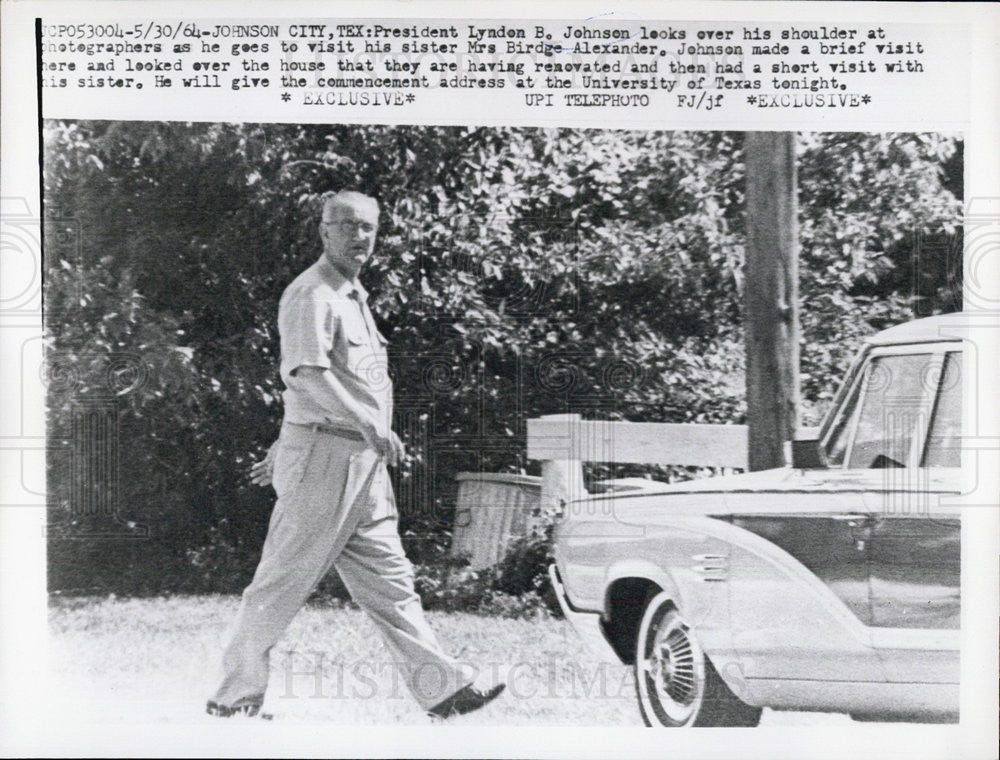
left=48, top=595, right=856, bottom=726
left=48, top=595, right=640, bottom=725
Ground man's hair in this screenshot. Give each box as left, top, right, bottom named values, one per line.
left=321, top=190, right=380, bottom=221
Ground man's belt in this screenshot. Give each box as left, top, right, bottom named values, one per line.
left=286, top=420, right=365, bottom=442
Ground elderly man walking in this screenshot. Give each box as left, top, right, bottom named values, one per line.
left=206, top=190, right=504, bottom=720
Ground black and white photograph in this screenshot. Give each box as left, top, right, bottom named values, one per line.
left=41, top=121, right=964, bottom=726
left=2, top=2, right=998, bottom=758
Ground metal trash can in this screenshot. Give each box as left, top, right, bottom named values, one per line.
left=451, top=472, right=542, bottom=569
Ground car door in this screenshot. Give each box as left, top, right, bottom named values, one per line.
left=866, top=349, right=961, bottom=684
left=731, top=344, right=957, bottom=685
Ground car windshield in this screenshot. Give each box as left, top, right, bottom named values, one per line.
left=822, top=371, right=863, bottom=467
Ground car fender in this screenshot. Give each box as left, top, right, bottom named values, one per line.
left=602, top=560, right=680, bottom=613
left=601, top=557, right=749, bottom=701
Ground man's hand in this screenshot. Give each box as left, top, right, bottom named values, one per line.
left=361, top=425, right=405, bottom=466
left=249, top=440, right=278, bottom=487
left=387, top=431, right=405, bottom=467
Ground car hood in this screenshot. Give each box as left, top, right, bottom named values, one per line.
left=583, top=466, right=961, bottom=502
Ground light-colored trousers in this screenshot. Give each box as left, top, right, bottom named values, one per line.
left=210, top=422, right=471, bottom=710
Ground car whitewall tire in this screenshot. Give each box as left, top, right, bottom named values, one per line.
left=634, top=591, right=761, bottom=727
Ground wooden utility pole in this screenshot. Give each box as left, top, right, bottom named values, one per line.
left=743, top=132, right=801, bottom=471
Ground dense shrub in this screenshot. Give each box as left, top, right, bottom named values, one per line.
left=411, top=544, right=558, bottom=620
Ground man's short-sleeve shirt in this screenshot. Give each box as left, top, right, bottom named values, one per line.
left=278, top=256, right=392, bottom=428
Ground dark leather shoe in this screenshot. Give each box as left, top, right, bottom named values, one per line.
left=206, top=698, right=273, bottom=720
left=427, top=683, right=506, bottom=719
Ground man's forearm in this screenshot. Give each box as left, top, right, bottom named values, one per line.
left=293, top=366, right=386, bottom=434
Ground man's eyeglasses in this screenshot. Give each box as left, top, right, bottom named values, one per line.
left=323, top=219, right=376, bottom=233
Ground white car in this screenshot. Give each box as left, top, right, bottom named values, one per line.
left=550, top=314, right=962, bottom=726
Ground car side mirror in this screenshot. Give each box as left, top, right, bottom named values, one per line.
left=791, top=427, right=824, bottom=469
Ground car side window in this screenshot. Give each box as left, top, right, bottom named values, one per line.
left=922, top=351, right=962, bottom=467
left=847, top=353, right=933, bottom=469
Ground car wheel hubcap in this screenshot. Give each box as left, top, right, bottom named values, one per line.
left=657, top=630, right=695, bottom=702
left=642, top=611, right=705, bottom=724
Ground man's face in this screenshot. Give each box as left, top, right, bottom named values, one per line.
left=320, top=198, right=379, bottom=279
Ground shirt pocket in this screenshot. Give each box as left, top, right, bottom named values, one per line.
left=341, top=316, right=368, bottom=346
left=272, top=433, right=318, bottom=499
